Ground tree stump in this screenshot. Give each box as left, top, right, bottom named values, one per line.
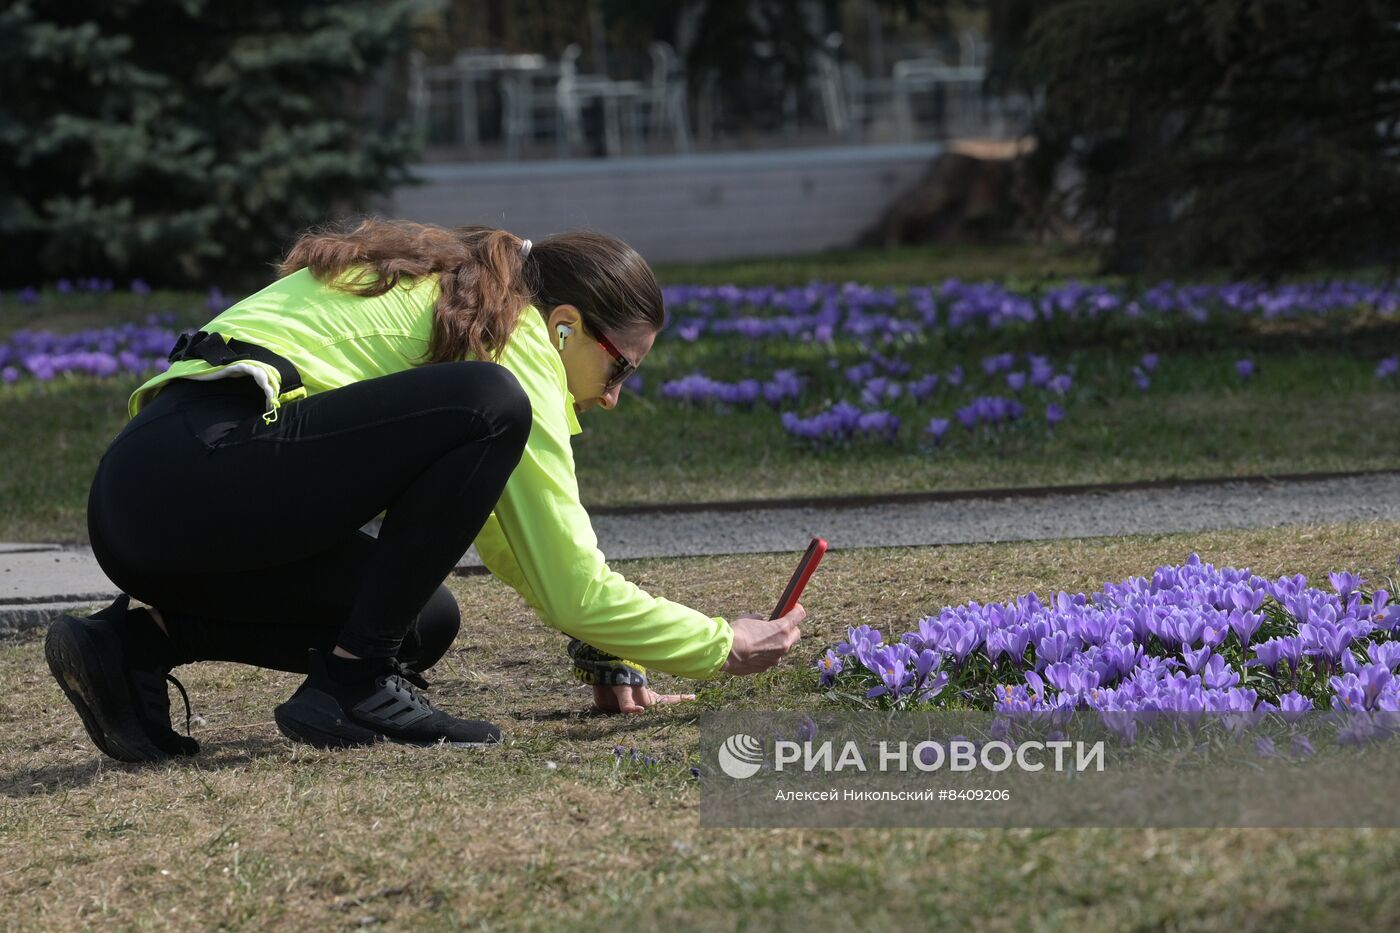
left=858, top=137, right=1050, bottom=247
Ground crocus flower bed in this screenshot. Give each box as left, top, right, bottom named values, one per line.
left=0, top=318, right=178, bottom=384
left=818, top=555, right=1397, bottom=718
left=5, top=278, right=1397, bottom=458
left=661, top=279, right=1399, bottom=344
left=660, top=351, right=1077, bottom=447
left=647, top=278, right=1397, bottom=450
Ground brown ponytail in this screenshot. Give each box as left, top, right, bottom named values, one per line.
left=279, top=217, right=664, bottom=365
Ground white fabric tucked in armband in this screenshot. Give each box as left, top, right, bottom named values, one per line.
left=184, top=363, right=282, bottom=422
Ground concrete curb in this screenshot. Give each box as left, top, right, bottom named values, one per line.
left=0, top=601, right=109, bottom=637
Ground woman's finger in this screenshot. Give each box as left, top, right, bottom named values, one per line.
left=594, top=685, right=635, bottom=713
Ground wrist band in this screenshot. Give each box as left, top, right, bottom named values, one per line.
left=567, top=638, right=647, bottom=687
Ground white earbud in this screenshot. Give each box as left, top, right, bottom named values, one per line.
left=556, top=324, right=573, bottom=350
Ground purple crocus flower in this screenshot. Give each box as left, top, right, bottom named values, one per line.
left=1035, top=631, right=1073, bottom=667
left=1045, top=403, right=1065, bottom=428
left=859, top=377, right=896, bottom=407
left=1372, top=590, right=1395, bottom=634
left=846, top=362, right=878, bottom=384
left=1299, top=620, right=1352, bottom=668
left=907, top=373, right=940, bottom=402
left=1376, top=356, right=1399, bottom=379
left=1235, top=359, right=1255, bottom=379
left=1331, top=665, right=1393, bottom=710
left=835, top=624, right=882, bottom=658
left=866, top=645, right=911, bottom=699
left=207, top=286, right=230, bottom=314
left=1278, top=691, right=1312, bottom=720
left=816, top=649, right=843, bottom=686
left=1367, top=640, right=1400, bottom=671
left=1044, top=661, right=1100, bottom=697
left=1337, top=714, right=1379, bottom=746
left=926, top=417, right=950, bottom=445
left=1200, top=654, right=1240, bottom=690
left=1328, top=572, right=1364, bottom=600
left=1249, top=636, right=1303, bottom=675
left=1140, top=353, right=1159, bottom=372
left=1227, top=609, right=1263, bottom=647
left=856, top=410, right=900, bottom=442
left=985, top=627, right=1031, bottom=665
left=938, top=622, right=982, bottom=665
left=1131, top=367, right=1150, bottom=392
left=981, top=352, right=1015, bottom=375
left=1179, top=645, right=1213, bottom=675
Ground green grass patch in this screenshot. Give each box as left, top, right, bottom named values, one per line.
left=5, top=263, right=1399, bottom=542
left=3, top=523, right=1399, bottom=929
left=4, top=343, right=1398, bottom=543
left=574, top=344, right=1400, bottom=507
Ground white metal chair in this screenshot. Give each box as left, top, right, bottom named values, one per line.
left=556, top=43, right=646, bottom=157
left=501, top=59, right=566, bottom=159
left=813, top=33, right=854, bottom=140
left=645, top=41, right=691, bottom=153
left=958, top=30, right=989, bottom=69
left=892, top=55, right=986, bottom=141
left=407, top=50, right=431, bottom=144
left=450, top=49, right=506, bottom=152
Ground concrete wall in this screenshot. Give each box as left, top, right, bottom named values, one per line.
left=385, top=143, right=944, bottom=263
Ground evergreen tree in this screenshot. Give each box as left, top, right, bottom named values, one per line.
left=0, top=0, right=421, bottom=286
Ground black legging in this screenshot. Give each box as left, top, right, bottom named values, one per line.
left=87, top=361, right=532, bottom=674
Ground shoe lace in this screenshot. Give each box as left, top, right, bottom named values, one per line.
left=385, top=660, right=433, bottom=707
left=166, top=673, right=194, bottom=736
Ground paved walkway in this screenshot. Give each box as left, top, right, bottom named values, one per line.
left=5, top=472, right=1400, bottom=634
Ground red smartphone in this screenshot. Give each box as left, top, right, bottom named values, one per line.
left=770, top=536, right=828, bottom=620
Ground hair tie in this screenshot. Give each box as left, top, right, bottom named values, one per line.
left=519, top=238, right=532, bottom=259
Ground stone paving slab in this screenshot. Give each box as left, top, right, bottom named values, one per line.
left=5, top=472, right=1400, bottom=635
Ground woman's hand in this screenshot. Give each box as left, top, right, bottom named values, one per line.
left=723, top=603, right=805, bottom=675
left=592, top=684, right=696, bottom=714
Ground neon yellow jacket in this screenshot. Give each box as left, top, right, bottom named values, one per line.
left=129, top=268, right=735, bottom=679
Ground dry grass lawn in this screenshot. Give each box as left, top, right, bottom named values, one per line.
left=3, top=522, right=1400, bottom=930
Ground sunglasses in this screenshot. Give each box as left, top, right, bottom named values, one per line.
left=583, top=321, right=638, bottom=391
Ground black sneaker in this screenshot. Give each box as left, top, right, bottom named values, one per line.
left=273, top=649, right=500, bottom=749
left=44, top=594, right=200, bottom=762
